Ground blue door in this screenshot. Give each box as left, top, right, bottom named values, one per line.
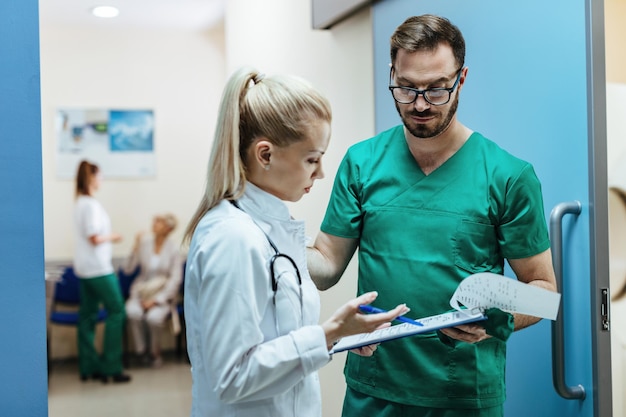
left=372, top=0, right=610, bottom=416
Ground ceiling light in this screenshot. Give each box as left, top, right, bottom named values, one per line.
left=91, top=6, right=120, bottom=18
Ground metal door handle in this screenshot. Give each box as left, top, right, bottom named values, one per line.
left=549, top=201, right=585, bottom=400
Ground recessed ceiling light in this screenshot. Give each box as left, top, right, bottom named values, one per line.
left=91, top=6, right=120, bottom=18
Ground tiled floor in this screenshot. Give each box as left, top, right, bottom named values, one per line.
left=48, top=355, right=192, bottom=417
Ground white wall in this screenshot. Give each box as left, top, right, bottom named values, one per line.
left=224, top=1, right=374, bottom=415
left=607, top=83, right=626, bottom=190
left=40, top=21, right=226, bottom=358
left=40, top=23, right=226, bottom=261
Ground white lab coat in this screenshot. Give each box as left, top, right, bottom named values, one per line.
left=185, top=183, right=331, bottom=417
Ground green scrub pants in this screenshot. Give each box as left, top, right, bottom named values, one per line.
left=342, top=387, right=504, bottom=417
left=78, top=273, right=125, bottom=376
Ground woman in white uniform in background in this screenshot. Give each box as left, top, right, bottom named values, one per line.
left=182, top=67, right=409, bottom=417
left=73, top=160, right=130, bottom=383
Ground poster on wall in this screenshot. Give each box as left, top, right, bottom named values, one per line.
left=55, top=108, right=156, bottom=179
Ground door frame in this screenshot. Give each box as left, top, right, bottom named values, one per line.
left=587, top=0, right=611, bottom=415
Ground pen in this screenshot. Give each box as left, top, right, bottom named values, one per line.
left=359, top=305, right=423, bottom=327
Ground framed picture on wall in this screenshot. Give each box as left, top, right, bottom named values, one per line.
left=55, top=108, right=156, bottom=179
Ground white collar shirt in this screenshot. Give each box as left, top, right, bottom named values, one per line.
left=73, top=195, right=114, bottom=278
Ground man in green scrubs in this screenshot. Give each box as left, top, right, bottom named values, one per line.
left=307, top=14, right=557, bottom=417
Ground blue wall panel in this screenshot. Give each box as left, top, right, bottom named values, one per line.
left=0, top=0, right=47, bottom=415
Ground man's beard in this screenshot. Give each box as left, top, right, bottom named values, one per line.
left=397, top=94, right=459, bottom=139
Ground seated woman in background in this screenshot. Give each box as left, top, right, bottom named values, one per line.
left=124, top=213, right=183, bottom=368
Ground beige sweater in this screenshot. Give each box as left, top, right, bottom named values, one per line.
left=123, top=234, right=183, bottom=305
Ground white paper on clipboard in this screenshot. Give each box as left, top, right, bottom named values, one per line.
left=330, top=310, right=486, bottom=354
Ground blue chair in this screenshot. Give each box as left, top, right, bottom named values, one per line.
left=48, top=266, right=107, bottom=369
left=118, top=265, right=140, bottom=300
left=49, top=266, right=108, bottom=325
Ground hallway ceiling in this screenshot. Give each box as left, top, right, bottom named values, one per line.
left=39, top=0, right=226, bottom=31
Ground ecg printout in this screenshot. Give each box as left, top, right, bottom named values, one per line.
left=449, top=272, right=560, bottom=320
left=329, top=272, right=561, bottom=354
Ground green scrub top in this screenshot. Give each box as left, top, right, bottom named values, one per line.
left=321, top=126, right=550, bottom=409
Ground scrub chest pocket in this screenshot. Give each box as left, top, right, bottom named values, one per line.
left=453, top=220, right=501, bottom=275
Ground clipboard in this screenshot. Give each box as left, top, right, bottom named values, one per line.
left=329, top=310, right=487, bottom=354
left=329, top=272, right=561, bottom=354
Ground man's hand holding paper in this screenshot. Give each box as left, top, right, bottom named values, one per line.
left=441, top=272, right=559, bottom=345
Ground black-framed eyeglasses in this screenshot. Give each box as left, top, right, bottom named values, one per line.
left=388, top=67, right=463, bottom=106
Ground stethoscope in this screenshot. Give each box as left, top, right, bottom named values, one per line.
left=230, top=200, right=304, bottom=332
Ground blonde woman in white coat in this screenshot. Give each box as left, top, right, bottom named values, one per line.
left=124, top=213, right=183, bottom=368
left=182, top=67, right=410, bottom=417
